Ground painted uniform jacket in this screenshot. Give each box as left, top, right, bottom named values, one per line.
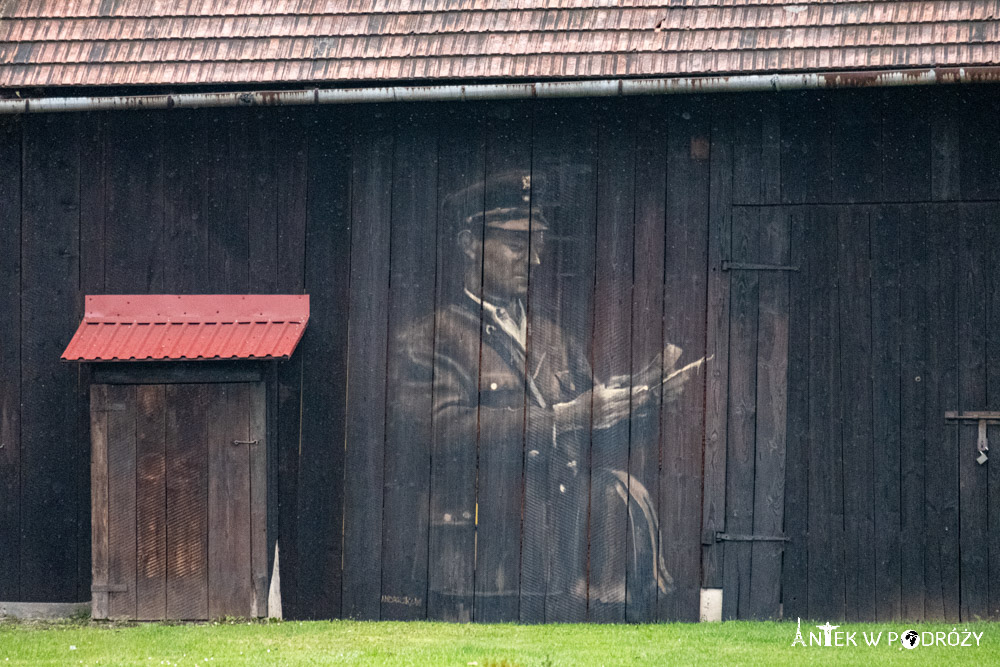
left=390, top=296, right=671, bottom=608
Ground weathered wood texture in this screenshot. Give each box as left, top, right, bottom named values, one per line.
left=90, top=382, right=264, bottom=620
left=2, top=87, right=1000, bottom=623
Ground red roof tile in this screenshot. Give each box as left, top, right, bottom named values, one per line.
left=1, top=1, right=998, bottom=87
left=61, top=294, right=309, bottom=362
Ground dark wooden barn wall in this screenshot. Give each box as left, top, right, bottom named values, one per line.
left=0, top=85, right=998, bottom=622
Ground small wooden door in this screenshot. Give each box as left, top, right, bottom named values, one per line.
left=90, top=381, right=267, bottom=620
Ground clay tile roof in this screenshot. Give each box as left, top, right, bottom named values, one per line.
left=61, top=295, right=310, bottom=362
left=1, top=1, right=998, bottom=88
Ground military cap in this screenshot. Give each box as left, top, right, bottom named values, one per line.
left=443, top=169, right=548, bottom=233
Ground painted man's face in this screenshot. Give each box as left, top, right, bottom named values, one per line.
left=482, top=228, right=545, bottom=300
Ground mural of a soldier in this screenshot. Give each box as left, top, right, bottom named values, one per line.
left=393, top=170, right=689, bottom=616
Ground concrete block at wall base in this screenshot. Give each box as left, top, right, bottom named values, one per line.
left=0, top=601, right=91, bottom=620
left=700, top=588, right=723, bottom=622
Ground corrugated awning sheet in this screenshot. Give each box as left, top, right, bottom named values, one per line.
left=62, top=294, right=310, bottom=362
left=1, top=0, right=998, bottom=87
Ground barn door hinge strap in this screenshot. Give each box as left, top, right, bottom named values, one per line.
left=722, top=261, right=799, bottom=272
left=91, top=584, right=128, bottom=593
left=232, top=439, right=259, bottom=446
left=714, top=532, right=790, bottom=543
left=945, top=411, right=1000, bottom=465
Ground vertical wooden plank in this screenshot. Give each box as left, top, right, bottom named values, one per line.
left=208, top=384, right=253, bottom=618
left=702, top=97, right=735, bottom=591
left=721, top=207, right=759, bottom=621
left=249, top=382, right=268, bottom=617
left=248, top=111, right=280, bottom=614
left=958, top=205, right=989, bottom=621
left=165, top=384, right=209, bottom=620
left=987, top=204, right=1000, bottom=620
left=806, top=207, right=845, bottom=621
left=76, top=112, right=105, bottom=601
left=295, top=109, right=351, bottom=620
left=107, top=385, right=137, bottom=620
left=248, top=109, right=279, bottom=295
left=959, top=90, right=1000, bottom=202
left=342, top=107, right=394, bottom=620
left=931, top=94, right=961, bottom=202
left=474, top=102, right=531, bottom=624
left=20, top=113, right=82, bottom=602
left=104, top=111, right=164, bottom=293
left=924, top=203, right=961, bottom=622
left=136, top=385, right=167, bottom=620
left=530, top=100, right=596, bottom=623
left=660, top=98, right=710, bottom=622
left=837, top=208, right=876, bottom=622
left=781, top=210, right=810, bottom=620
left=898, top=204, right=927, bottom=621
left=381, top=110, right=438, bottom=621
left=731, top=96, right=762, bottom=206
left=162, top=110, right=208, bottom=293
left=780, top=92, right=832, bottom=204
left=870, top=205, right=902, bottom=621
left=747, top=208, right=789, bottom=620
left=731, top=94, right=780, bottom=206
left=208, top=110, right=251, bottom=294
left=274, top=111, right=307, bottom=619
left=627, top=100, right=667, bottom=623
left=89, top=385, right=110, bottom=619
left=588, top=100, right=634, bottom=623
left=0, top=115, right=21, bottom=602
left=830, top=91, right=882, bottom=203
left=881, top=89, right=932, bottom=202
left=426, top=104, right=485, bottom=623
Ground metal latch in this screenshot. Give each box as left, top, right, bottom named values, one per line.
left=232, top=439, right=259, bottom=446
left=945, top=411, right=1000, bottom=465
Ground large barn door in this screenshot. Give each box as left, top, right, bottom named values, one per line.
left=708, top=208, right=793, bottom=620
left=90, top=381, right=267, bottom=620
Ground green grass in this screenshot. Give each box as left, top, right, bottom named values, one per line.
left=1, top=617, right=996, bottom=666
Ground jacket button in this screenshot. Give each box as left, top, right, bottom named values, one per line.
left=490, top=382, right=498, bottom=390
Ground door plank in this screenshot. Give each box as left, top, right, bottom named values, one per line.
left=208, top=384, right=253, bottom=618
left=721, top=207, right=759, bottom=620
left=836, top=208, right=876, bottom=622
left=107, top=385, right=137, bottom=620
left=165, top=384, right=209, bottom=620
left=90, top=385, right=110, bottom=619
left=136, top=385, right=167, bottom=620
left=870, top=206, right=902, bottom=621
left=249, top=383, right=268, bottom=618
left=958, top=206, right=989, bottom=621
left=747, top=208, right=790, bottom=620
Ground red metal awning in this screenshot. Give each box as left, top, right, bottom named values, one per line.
left=62, top=295, right=309, bottom=362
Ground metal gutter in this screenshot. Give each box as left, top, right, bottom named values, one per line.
left=2, top=66, right=999, bottom=114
